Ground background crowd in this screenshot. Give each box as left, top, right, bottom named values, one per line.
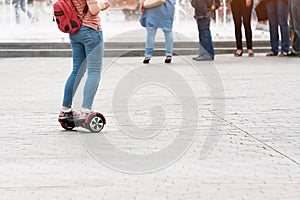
left=139, top=0, right=299, bottom=62
left=12, top=0, right=51, bottom=24
left=2, top=0, right=300, bottom=59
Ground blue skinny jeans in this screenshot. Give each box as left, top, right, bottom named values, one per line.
left=62, top=25, right=104, bottom=110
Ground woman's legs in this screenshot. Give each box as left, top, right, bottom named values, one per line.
left=82, top=31, right=103, bottom=110
left=163, top=29, right=173, bottom=57
left=62, top=40, right=86, bottom=109
left=242, top=0, right=253, bottom=50
left=145, top=27, right=158, bottom=58
left=62, top=27, right=103, bottom=112
left=231, top=0, right=243, bottom=50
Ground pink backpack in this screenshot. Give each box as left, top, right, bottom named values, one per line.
left=53, top=0, right=88, bottom=34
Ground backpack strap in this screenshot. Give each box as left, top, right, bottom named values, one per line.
left=71, top=0, right=89, bottom=20
left=83, top=4, right=88, bottom=14
left=80, top=3, right=88, bottom=20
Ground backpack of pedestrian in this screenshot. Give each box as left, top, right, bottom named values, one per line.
left=53, top=0, right=88, bottom=33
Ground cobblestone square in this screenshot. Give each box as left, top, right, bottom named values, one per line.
left=0, top=55, right=299, bottom=199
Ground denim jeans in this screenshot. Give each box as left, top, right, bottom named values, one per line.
left=266, top=0, right=290, bottom=54
left=14, top=0, right=32, bottom=24
left=145, top=27, right=173, bottom=58
left=62, top=25, right=104, bottom=110
left=289, top=0, right=300, bottom=52
left=197, top=19, right=214, bottom=59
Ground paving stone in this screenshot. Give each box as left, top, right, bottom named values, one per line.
left=0, top=55, right=299, bottom=199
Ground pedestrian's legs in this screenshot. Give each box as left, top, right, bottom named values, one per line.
left=20, top=0, right=32, bottom=18
left=266, top=0, right=279, bottom=54
left=15, top=3, right=21, bottom=24
left=82, top=29, right=104, bottom=110
left=290, top=0, right=300, bottom=39
left=145, top=27, right=158, bottom=58
left=62, top=33, right=87, bottom=108
left=242, top=0, right=253, bottom=50
left=277, top=0, right=290, bottom=53
left=197, top=19, right=214, bottom=59
left=288, top=0, right=300, bottom=54
left=41, top=1, right=50, bottom=15
left=33, top=1, right=40, bottom=21
left=162, top=29, right=173, bottom=57
left=231, top=0, right=243, bottom=50
left=292, top=32, right=300, bottom=53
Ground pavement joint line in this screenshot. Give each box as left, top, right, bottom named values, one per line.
left=209, top=110, right=300, bottom=167
left=0, top=181, right=298, bottom=190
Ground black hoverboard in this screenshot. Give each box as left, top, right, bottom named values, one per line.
left=58, top=112, right=106, bottom=133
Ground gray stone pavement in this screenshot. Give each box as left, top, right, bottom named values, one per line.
left=0, top=54, right=299, bottom=199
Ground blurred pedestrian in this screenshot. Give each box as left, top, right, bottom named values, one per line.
left=12, top=0, right=32, bottom=24
left=264, top=0, right=290, bottom=57
left=31, top=0, right=51, bottom=23
left=58, top=0, right=110, bottom=119
left=190, top=0, right=219, bottom=61
left=139, top=0, right=175, bottom=64
left=287, top=0, right=300, bottom=57
left=230, top=0, right=254, bottom=57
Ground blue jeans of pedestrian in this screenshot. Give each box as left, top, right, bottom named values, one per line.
left=62, top=25, right=104, bottom=110
left=289, top=0, right=300, bottom=52
left=266, top=0, right=290, bottom=54
left=145, top=27, right=173, bottom=58
left=14, top=0, right=32, bottom=24
left=197, top=19, right=214, bottom=59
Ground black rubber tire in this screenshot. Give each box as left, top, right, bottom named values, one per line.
left=86, top=114, right=105, bottom=133
left=60, top=121, right=74, bottom=131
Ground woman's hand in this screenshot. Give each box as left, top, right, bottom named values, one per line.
left=88, top=1, right=110, bottom=15
left=140, top=0, right=145, bottom=13
left=246, top=0, right=252, bottom=7
left=88, top=2, right=102, bottom=15
left=100, top=1, right=110, bottom=11
left=211, top=5, right=216, bottom=11
left=258, top=20, right=268, bottom=25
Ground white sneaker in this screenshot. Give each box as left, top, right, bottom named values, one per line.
left=80, top=109, right=92, bottom=118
